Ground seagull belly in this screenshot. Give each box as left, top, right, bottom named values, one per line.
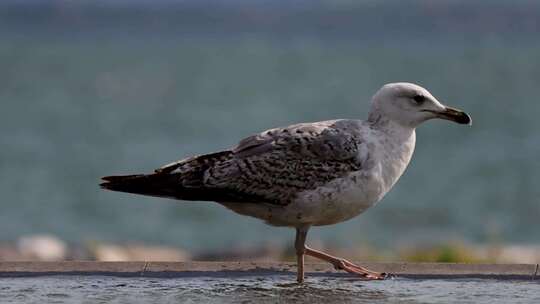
left=221, top=166, right=387, bottom=227
left=294, top=167, right=387, bottom=226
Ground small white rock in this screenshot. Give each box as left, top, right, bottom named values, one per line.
left=92, top=243, right=190, bottom=261
left=17, top=234, right=67, bottom=261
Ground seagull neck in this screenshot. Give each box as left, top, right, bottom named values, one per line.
left=367, top=113, right=415, bottom=142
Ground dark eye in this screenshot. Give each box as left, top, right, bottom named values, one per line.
left=412, top=95, right=425, bottom=104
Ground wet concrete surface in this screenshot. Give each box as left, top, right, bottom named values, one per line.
left=0, top=262, right=538, bottom=303
left=0, top=262, right=537, bottom=280
left=1, top=275, right=539, bottom=304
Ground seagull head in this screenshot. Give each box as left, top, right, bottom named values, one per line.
left=369, top=82, right=472, bottom=128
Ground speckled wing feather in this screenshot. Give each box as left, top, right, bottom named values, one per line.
left=155, top=120, right=366, bottom=205
left=102, top=120, right=367, bottom=205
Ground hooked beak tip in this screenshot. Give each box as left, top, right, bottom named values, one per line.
left=435, top=106, right=472, bottom=125
left=454, top=110, right=472, bottom=125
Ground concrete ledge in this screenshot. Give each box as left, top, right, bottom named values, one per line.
left=0, top=262, right=537, bottom=280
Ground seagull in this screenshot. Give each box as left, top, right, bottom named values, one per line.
left=100, top=82, right=471, bottom=283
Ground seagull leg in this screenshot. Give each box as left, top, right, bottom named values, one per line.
left=294, top=226, right=309, bottom=283
left=304, top=246, right=387, bottom=280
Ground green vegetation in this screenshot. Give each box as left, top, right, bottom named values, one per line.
left=400, top=243, right=485, bottom=263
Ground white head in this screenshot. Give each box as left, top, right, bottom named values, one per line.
left=368, top=82, right=471, bottom=128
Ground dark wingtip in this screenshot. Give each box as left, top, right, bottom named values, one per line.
left=101, top=176, right=114, bottom=182
left=100, top=174, right=146, bottom=191
left=100, top=176, right=115, bottom=190
left=101, top=174, right=145, bottom=182
left=99, top=181, right=112, bottom=189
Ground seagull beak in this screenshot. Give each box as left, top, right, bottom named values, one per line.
left=430, top=106, right=472, bottom=125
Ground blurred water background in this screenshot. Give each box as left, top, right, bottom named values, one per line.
left=1, top=0, right=539, bottom=256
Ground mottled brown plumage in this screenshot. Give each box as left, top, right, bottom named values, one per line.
left=101, top=120, right=363, bottom=206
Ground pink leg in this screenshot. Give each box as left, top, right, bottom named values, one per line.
left=295, top=227, right=308, bottom=283
left=305, top=246, right=387, bottom=280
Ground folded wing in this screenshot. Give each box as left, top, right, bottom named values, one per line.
left=101, top=120, right=367, bottom=205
